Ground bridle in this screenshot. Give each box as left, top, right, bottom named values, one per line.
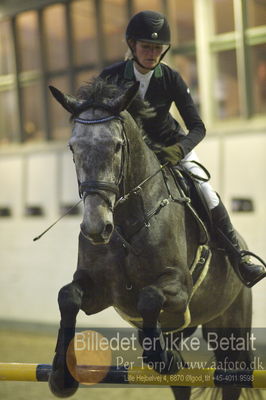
left=74, top=113, right=129, bottom=212
left=33, top=111, right=129, bottom=242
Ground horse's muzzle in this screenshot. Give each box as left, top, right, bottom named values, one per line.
left=80, top=220, right=114, bottom=245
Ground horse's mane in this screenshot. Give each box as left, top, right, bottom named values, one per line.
left=76, top=77, right=155, bottom=129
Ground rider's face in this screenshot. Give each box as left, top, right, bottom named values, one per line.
left=134, top=41, right=164, bottom=73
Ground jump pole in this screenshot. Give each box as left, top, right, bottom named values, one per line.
left=1, top=363, right=266, bottom=389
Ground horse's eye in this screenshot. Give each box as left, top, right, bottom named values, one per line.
left=115, top=142, right=122, bottom=153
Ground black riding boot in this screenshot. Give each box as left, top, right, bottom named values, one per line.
left=211, top=200, right=266, bottom=287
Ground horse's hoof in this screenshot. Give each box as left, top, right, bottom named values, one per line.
left=48, top=370, right=79, bottom=398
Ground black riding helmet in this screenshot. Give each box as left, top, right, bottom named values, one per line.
left=126, top=10, right=171, bottom=70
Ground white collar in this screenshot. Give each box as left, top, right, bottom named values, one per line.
left=133, top=65, right=154, bottom=98
left=133, top=64, right=154, bottom=81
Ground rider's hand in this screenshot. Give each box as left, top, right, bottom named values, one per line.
left=155, top=143, right=184, bottom=166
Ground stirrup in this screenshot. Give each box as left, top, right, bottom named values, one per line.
left=239, top=250, right=266, bottom=288
left=245, top=273, right=266, bottom=288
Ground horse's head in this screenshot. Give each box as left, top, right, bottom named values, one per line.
left=49, top=80, right=140, bottom=245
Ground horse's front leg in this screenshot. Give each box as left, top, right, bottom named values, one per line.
left=49, top=280, right=83, bottom=398
left=137, top=285, right=184, bottom=374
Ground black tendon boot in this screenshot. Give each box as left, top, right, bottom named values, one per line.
left=211, top=200, right=266, bottom=287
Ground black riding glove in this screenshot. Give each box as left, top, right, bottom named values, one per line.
left=155, top=144, right=184, bottom=166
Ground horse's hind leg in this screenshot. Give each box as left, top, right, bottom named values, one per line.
left=202, top=286, right=252, bottom=400
left=49, top=280, right=83, bottom=397
left=137, top=285, right=184, bottom=375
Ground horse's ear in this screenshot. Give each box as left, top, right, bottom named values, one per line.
left=49, top=86, right=85, bottom=114
left=113, top=81, right=140, bottom=113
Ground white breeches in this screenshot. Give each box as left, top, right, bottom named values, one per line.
left=181, top=150, right=219, bottom=210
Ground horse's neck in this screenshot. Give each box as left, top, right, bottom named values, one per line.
left=124, top=116, right=160, bottom=191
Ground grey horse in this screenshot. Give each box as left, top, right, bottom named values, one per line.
left=48, top=79, right=253, bottom=400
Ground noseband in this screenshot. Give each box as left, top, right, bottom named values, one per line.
left=74, top=114, right=126, bottom=211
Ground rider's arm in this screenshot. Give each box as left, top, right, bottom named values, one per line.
left=169, top=68, right=206, bottom=157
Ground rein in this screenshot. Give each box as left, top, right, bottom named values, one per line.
left=114, top=162, right=168, bottom=208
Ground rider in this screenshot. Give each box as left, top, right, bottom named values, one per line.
left=99, top=10, right=266, bottom=287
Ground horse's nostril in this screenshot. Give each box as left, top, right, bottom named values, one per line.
left=104, top=223, right=113, bottom=236
left=80, top=221, right=113, bottom=244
